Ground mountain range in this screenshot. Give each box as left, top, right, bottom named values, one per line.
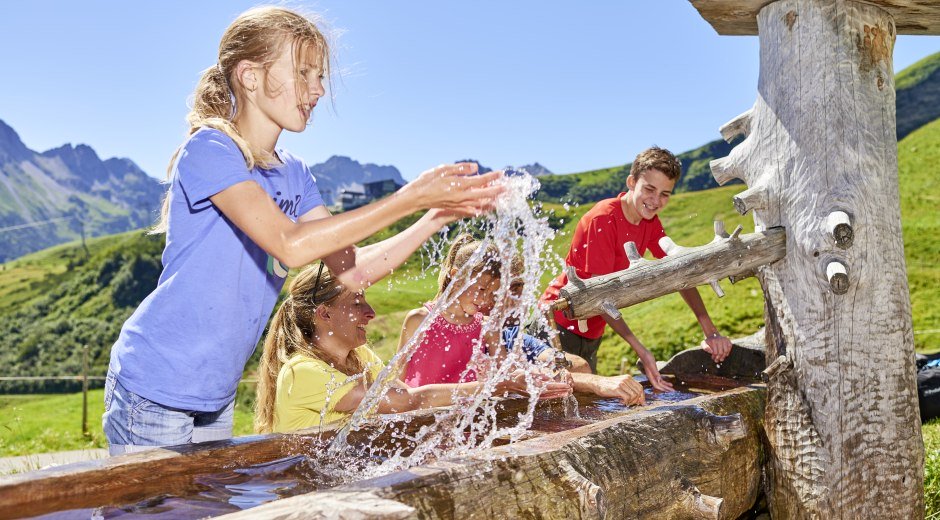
left=0, top=121, right=164, bottom=262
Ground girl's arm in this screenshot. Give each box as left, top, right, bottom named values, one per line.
left=301, top=206, right=456, bottom=289
left=334, top=373, right=571, bottom=414
left=210, top=163, right=502, bottom=269
left=395, top=308, right=428, bottom=383
left=329, top=378, right=459, bottom=414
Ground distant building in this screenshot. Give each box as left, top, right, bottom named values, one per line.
left=336, top=179, right=403, bottom=211
left=364, top=179, right=404, bottom=200
left=339, top=188, right=369, bottom=211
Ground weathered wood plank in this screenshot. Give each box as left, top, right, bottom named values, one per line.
left=219, top=386, right=767, bottom=520
left=553, top=227, right=786, bottom=321
left=710, top=0, right=924, bottom=517
left=688, top=0, right=940, bottom=35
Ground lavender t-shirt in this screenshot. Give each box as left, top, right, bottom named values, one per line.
left=109, top=128, right=323, bottom=411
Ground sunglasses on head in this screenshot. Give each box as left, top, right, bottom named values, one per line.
left=312, top=262, right=326, bottom=306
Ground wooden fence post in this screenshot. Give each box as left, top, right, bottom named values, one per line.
left=82, top=345, right=88, bottom=437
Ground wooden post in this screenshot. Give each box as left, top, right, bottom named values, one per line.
left=81, top=345, right=88, bottom=437
left=689, top=0, right=939, bottom=517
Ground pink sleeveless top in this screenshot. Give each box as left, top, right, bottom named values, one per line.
left=403, top=303, right=484, bottom=387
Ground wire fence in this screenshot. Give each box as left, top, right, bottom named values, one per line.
left=0, top=345, right=257, bottom=436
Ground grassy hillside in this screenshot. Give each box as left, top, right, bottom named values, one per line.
left=535, top=138, right=740, bottom=204
left=897, top=51, right=940, bottom=140
left=899, top=118, right=940, bottom=352
left=0, top=231, right=163, bottom=392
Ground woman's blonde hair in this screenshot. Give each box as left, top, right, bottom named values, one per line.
left=153, top=6, right=331, bottom=234
left=254, top=264, right=369, bottom=434
left=437, top=234, right=502, bottom=296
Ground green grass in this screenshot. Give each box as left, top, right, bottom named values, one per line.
left=896, top=52, right=940, bottom=91
left=0, top=391, right=107, bottom=456
left=925, top=419, right=940, bottom=518
left=0, top=389, right=255, bottom=457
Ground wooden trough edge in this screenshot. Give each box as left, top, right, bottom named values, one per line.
left=0, top=421, right=346, bottom=518
left=218, top=385, right=768, bottom=520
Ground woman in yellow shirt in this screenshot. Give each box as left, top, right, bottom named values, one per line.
left=254, top=263, right=570, bottom=433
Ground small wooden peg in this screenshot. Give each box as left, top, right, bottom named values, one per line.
left=719, top=108, right=753, bottom=143
left=713, top=220, right=728, bottom=239
left=826, top=261, right=849, bottom=295
left=710, top=156, right=742, bottom=186
left=733, top=185, right=768, bottom=215
left=623, top=241, right=642, bottom=263
left=709, top=281, right=725, bottom=298
left=565, top=265, right=583, bottom=285
left=601, top=301, right=623, bottom=321
left=826, top=211, right=854, bottom=248
left=659, top=236, right=680, bottom=256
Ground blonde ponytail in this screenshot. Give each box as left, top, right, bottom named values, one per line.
left=254, top=264, right=369, bottom=433
left=151, top=6, right=331, bottom=234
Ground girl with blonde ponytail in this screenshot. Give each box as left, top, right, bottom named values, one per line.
left=255, top=264, right=569, bottom=433
left=104, top=6, right=505, bottom=454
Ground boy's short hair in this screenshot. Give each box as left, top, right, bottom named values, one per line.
left=628, top=146, right=682, bottom=185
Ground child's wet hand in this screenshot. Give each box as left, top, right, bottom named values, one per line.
left=616, top=376, right=646, bottom=406
left=702, top=333, right=733, bottom=363
left=497, top=369, right=571, bottom=399
left=637, top=349, right=674, bottom=392
left=406, top=163, right=505, bottom=213
left=538, top=381, right=573, bottom=400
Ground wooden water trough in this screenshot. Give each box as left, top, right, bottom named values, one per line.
left=0, top=338, right=769, bottom=519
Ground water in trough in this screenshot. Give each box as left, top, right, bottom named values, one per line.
left=31, top=377, right=758, bottom=519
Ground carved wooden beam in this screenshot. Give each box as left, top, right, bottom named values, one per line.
left=552, top=226, right=786, bottom=321
left=688, top=0, right=940, bottom=35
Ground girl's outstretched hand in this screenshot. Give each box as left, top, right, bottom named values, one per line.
left=590, top=374, right=646, bottom=406
left=403, top=163, right=505, bottom=216
left=495, top=369, right=572, bottom=399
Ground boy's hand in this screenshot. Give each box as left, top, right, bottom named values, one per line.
left=636, top=347, right=674, bottom=392
left=702, top=333, right=733, bottom=363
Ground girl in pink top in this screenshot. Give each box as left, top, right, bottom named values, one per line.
left=398, top=235, right=501, bottom=387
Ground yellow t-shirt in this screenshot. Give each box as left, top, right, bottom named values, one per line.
left=273, top=346, right=384, bottom=433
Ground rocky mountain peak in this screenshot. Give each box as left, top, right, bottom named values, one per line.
left=0, top=118, right=33, bottom=163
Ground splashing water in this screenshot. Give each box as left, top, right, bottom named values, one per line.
left=318, top=171, right=567, bottom=480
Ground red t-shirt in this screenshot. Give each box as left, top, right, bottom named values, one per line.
left=542, top=192, right=667, bottom=339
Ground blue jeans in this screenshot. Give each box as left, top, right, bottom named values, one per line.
left=102, top=372, right=235, bottom=456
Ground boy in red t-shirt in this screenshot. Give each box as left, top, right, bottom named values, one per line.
left=542, top=147, right=733, bottom=390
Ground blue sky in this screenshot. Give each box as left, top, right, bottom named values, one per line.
left=1, top=1, right=937, bottom=180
